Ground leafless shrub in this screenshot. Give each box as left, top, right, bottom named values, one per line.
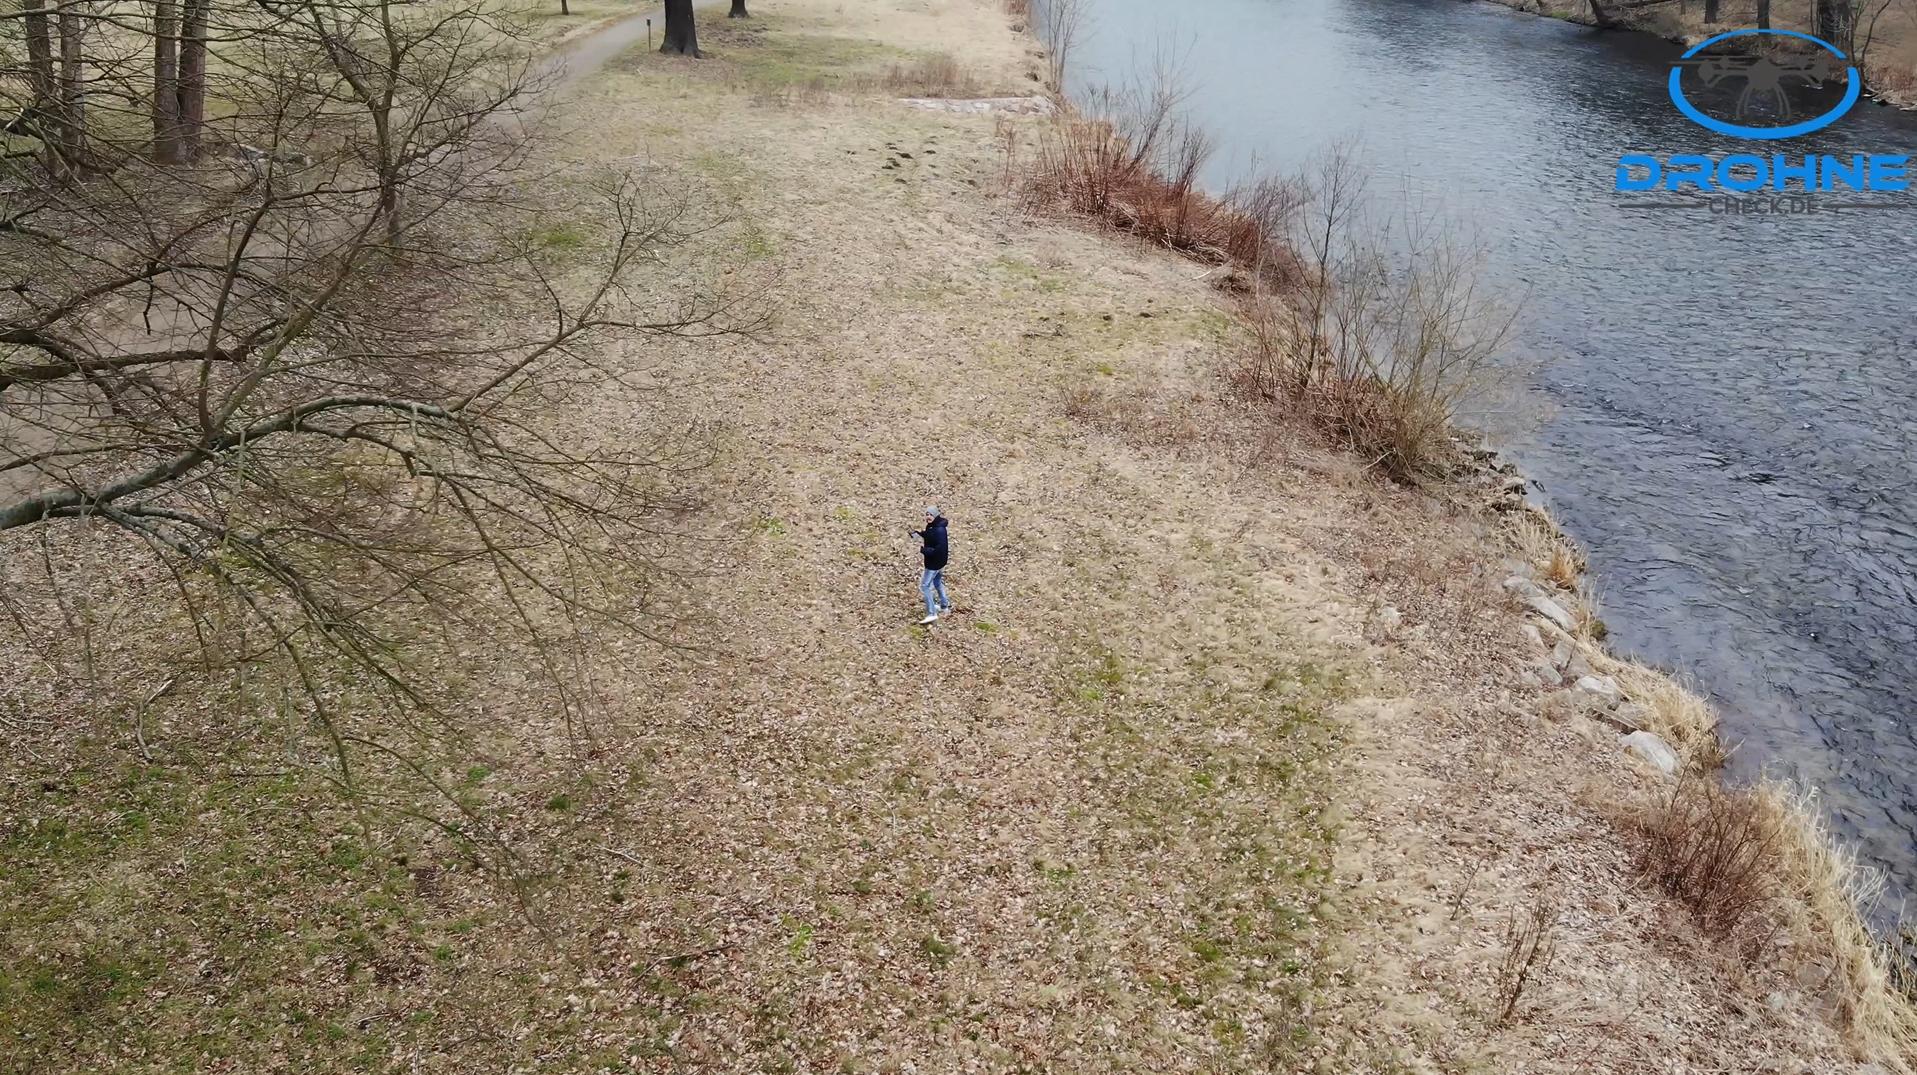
left=1061, top=381, right=1114, bottom=423
left=994, top=114, right=1023, bottom=192
left=1023, top=75, right=1300, bottom=283
left=1231, top=147, right=1517, bottom=481
left=1031, top=0, right=1082, bottom=86
left=1494, top=888, right=1559, bottom=1025
left=1635, top=779, right=1785, bottom=944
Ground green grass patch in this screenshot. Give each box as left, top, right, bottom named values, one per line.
left=991, top=255, right=1071, bottom=294
left=699, top=16, right=908, bottom=89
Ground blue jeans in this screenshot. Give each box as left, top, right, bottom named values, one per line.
left=920, top=568, right=949, bottom=616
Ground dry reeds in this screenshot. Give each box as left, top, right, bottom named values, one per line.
left=1629, top=779, right=1917, bottom=1066
left=1758, top=786, right=1917, bottom=1066
left=1505, top=516, right=1916, bottom=1062
left=880, top=52, right=978, bottom=97
left=1542, top=541, right=1583, bottom=590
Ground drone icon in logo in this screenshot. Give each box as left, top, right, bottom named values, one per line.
left=1669, top=29, right=1861, bottom=139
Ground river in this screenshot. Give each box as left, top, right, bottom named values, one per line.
left=1060, top=0, right=1917, bottom=916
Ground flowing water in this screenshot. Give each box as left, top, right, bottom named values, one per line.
left=1063, top=0, right=1917, bottom=914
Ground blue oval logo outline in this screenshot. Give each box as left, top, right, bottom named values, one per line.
left=1667, top=28, right=1860, bottom=140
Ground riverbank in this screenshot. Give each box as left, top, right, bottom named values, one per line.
left=1019, top=0, right=1917, bottom=1063
left=1, top=0, right=1909, bottom=1070
left=1486, top=0, right=1917, bottom=108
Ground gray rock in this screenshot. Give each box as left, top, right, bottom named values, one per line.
left=1538, top=689, right=1602, bottom=723
left=1613, top=702, right=1653, bottom=732
left=1519, top=623, right=1548, bottom=658
left=1526, top=659, right=1563, bottom=689
left=1377, top=605, right=1402, bottom=633
left=1563, top=651, right=1595, bottom=682
left=1502, top=575, right=1576, bottom=632
left=900, top=95, right=1056, bottom=115
left=1365, top=604, right=1402, bottom=644
left=1548, top=637, right=1575, bottom=671
left=1572, top=674, right=1624, bottom=709
left=1622, top=730, right=1680, bottom=777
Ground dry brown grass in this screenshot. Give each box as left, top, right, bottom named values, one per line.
left=1759, top=786, right=1917, bottom=1067
left=1542, top=542, right=1583, bottom=590
left=879, top=52, right=980, bottom=97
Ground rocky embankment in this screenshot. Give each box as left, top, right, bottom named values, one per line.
left=1454, top=440, right=1688, bottom=776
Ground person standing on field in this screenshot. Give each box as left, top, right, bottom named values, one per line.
left=913, top=507, right=952, bottom=625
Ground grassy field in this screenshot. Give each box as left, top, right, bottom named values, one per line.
left=1, top=1, right=1908, bottom=1072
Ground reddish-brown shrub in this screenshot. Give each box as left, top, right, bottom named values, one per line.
left=1635, top=779, right=1784, bottom=942
left=1023, top=91, right=1301, bottom=289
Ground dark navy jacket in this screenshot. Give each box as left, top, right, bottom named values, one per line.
left=919, top=517, right=949, bottom=570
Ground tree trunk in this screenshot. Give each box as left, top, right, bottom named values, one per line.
left=22, top=0, right=58, bottom=176
left=661, top=0, right=701, bottom=56
left=1757, top=0, right=1771, bottom=27
left=1815, top=0, right=1852, bottom=50
left=56, top=3, right=87, bottom=172
left=174, top=0, right=208, bottom=160
left=1586, top=0, right=1615, bottom=26
left=729, top=0, right=749, bottom=16
left=1703, top=0, right=1718, bottom=20
left=560, top=0, right=569, bottom=14
left=153, top=0, right=182, bottom=163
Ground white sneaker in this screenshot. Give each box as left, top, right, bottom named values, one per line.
left=940, top=605, right=954, bottom=615
left=918, top=613, right=939, bottom=625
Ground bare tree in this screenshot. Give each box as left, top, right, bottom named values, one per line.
left=174, top=0, right=208, bottom=160
left=152, top=0, right=182, bottom=162
left=1816, top=0, right=1857, bottom=51
left=54, top=1, right=89, bottom=170
left=1034, top=0, right=1080, bottom=87
left=730, top=0, right=750, bottom=17
left=662, top=0, right=700, bottom=55
left=0, top=0, right=761, bottom=795
left=1233, top=147, right=1517, bottom=479
left=19, top=0, right=62, bottom=176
